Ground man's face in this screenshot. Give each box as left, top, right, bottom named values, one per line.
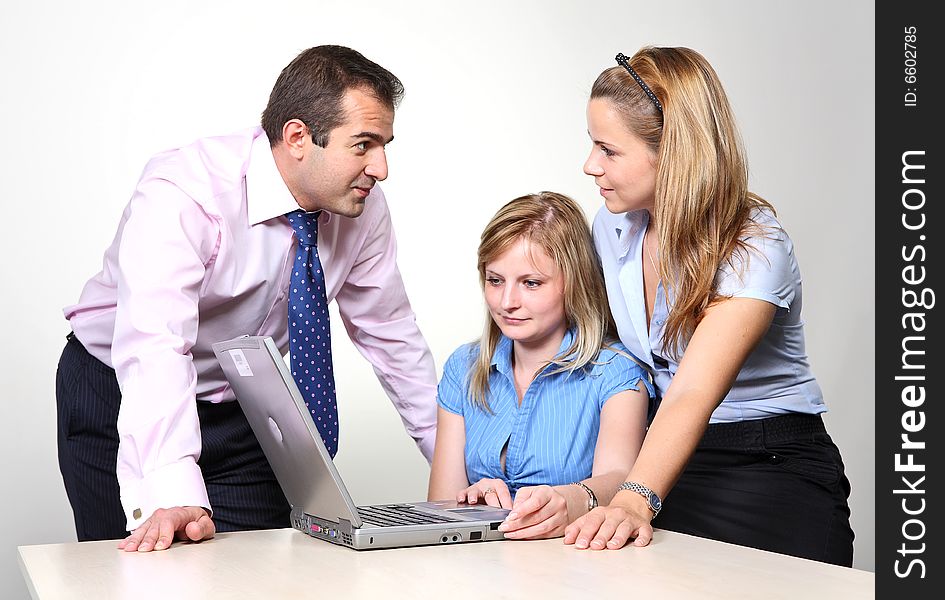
left=295, top=87, right=394, bottom=216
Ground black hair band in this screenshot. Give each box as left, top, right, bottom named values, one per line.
left=615, top=53, right=663, bottom=113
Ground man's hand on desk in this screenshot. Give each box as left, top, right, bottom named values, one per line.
left=563, top=503, right=653, bottom=551
left=117, top=506, right=215, bottom=552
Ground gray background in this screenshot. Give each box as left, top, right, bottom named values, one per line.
left=0, top=1, right=874, bottom=596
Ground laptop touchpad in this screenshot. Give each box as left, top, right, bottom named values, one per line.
left=446, top=507, right=510, bottom=521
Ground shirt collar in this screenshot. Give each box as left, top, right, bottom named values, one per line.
left=614, top=210, right=649, bottom=260
left=490, top=327, right=578, bottom=375
left=244, top=128, right=333, bottom=225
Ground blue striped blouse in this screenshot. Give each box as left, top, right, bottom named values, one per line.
left=437, top=329, right=652, bottom=495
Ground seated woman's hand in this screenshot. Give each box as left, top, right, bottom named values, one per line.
left=563, top=504, right=653, bottom=550
left=497, top=485, right=569, bottom=540
left=457, top=478, right=513, bottom=509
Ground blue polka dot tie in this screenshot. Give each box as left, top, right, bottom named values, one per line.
left=286, top=210, right=338, bottom=457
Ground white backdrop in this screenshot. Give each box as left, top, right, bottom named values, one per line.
left=0, top=1, right=874, bottom=596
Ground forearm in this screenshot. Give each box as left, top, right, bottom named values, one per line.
left=330, top=186, right=440, bottom=460
left=562, top=299, right=778, bottom=548
left=555, top=470, right=630, bottom=523
left=616, top=297, right=778, bottom=506
left=115, top=351, right=209, bottom=529
left=111, top=180, right=215, bottom=529
left=336, top=246, right=438, bottom=461
left=613, top=391, right=714, bottom=508
left=426, top=407, right=468, bottom=501
left=342, top=313, right=438, bottom=459
left=427, top=471, right=470, bottom=502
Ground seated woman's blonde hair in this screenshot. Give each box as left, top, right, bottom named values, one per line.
left=469, top=191, right=621, bottom=411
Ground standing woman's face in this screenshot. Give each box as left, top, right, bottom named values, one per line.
left=583, top=98, right=658, bottom=215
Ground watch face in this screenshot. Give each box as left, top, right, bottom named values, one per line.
left=648, top=492, right=662, bottom=511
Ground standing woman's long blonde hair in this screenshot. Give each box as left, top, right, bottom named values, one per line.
left=591, top=46, right=773, bottom=358
left=468, top=192, right=617, bottom=411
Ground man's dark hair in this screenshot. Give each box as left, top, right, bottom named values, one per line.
left=261, top=45, right=404, bottom=147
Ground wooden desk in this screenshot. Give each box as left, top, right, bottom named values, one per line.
left=18, top=528, right=873, bottom=599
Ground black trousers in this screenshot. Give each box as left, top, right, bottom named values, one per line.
left=652, top=413, right=855, bottom=566
left=56, top=333, right=290, bottom=541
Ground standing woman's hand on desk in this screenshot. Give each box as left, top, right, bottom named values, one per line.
left=117, top=506, right=215, bottom=552
left=563, top=502, right=653, bottom=550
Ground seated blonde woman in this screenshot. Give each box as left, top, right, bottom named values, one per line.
left=428, top=191, right=653, bottom=540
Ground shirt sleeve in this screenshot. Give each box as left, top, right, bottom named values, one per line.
left=111, top=177, right=218, bottom=531
left=594, top=349, right=654, bottom=410
left=715, top=216, right=798, bottom=311
left=334, top=189, right=438, bottom=462
left=437, top=346, right=475, bottom=416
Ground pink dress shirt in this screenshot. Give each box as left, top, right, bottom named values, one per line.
left=64, top=127, right=437, bottom=530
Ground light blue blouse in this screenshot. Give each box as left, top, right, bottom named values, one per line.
left=592, top=206, right=826, bottom=423
left=437, top=330, right=652, bottom=495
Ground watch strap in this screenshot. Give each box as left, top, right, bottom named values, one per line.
left=617, top=481, right=662, bottom=517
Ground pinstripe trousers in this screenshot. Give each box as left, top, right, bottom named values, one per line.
left=56, top=333, right=290, bottom=541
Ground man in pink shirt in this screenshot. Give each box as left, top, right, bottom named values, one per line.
left=57, top=45, right=437, bottom=552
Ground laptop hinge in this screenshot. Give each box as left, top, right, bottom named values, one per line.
left=337, top=518, right=354, bottom=534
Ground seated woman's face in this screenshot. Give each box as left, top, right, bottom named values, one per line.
left=483, top=237, right=567, bottom=348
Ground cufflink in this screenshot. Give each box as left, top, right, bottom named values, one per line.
left=133, top=508, right=142, bottom=520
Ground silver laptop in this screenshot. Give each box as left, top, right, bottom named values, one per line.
left=212, top=335, right=509, bottom=550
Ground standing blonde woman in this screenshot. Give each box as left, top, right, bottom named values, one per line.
left=428, top=192, right=652, bottom=539
left=566, top=47, right=855, bottom=565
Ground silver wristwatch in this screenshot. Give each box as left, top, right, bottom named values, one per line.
left=617, top=481, right=662, bottom=517
left=571, top=481, right=598, bottom=512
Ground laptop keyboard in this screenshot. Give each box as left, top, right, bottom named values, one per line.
left=357, top=504, right=461, bottom=527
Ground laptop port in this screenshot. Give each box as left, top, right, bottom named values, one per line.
left=490, top=522, right=501, bottom=531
